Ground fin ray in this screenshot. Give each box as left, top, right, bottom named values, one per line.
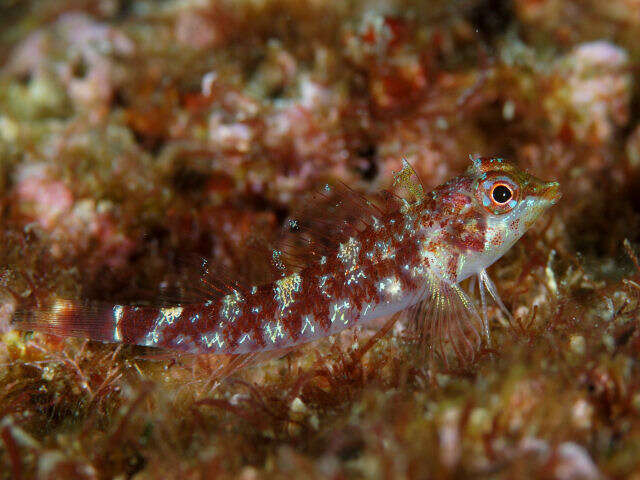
left=280, top=182, right=403, bottom=266
left=408, top=274, right=484, bottom=365
left=12, top=299, right=122, bottom=342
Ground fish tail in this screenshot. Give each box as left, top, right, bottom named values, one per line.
left=11, top=298, right=158, bottom=346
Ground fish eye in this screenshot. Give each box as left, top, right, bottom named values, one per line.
left=491, top=184, right=513, bottom=204
left=476, top=175, right=519, bottom=215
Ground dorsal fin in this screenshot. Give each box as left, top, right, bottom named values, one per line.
left=152, top=255, right=246, bottom=306
left=392, top=158, right=425, bottom=202
left=158, top=165, right=420, bottom=301
left=148, top=242, right=298, bottom=307
left=278, top=180, right=405, bottom=266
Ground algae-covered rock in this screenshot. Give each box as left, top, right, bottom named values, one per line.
left=1, top=1, right=640, bottom=478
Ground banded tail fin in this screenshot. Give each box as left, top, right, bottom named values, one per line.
left=12, top=298, right=157, bottom=346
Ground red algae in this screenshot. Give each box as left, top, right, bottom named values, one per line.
left=1, top=0, right=640, bottom=478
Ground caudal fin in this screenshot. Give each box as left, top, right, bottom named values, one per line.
left=12, top=299, right=125, bottom=342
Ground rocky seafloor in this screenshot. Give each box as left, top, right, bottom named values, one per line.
left=2, top=0, right=640, bottom=478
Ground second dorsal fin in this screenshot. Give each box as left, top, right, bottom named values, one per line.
left=279, top=180, right=406, bottom=266
left=161, top=162, right=422, bottom=301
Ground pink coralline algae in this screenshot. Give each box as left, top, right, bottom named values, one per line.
left=6, top=13, right=135, bottom=120
left=544, top=41, right=631, bottom=145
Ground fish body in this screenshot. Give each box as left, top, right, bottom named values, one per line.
left=13, top=157, right=560, bottom=360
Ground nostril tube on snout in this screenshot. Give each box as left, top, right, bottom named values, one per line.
left=543, top=181, right=561, bottom=204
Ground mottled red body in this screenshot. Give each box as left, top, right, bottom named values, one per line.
left=14, top=157, right=560, bottom=362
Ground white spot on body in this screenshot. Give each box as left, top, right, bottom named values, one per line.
left=142, top=329, right=161, bottom=347
left=113, top=305, right=124, bottom=341
left=160, top=306, right=184, bottom=325
left=263, top=320, right=285, bottom=343
left=419, top=239, right=430, bottom=259
left=377, top=276, right=402, bottom=298
left=144, top=306, right=184, bottom=347
left=330, top=300, right=351, bottom=325
left=411, top=265, right=427, bottom=277
left=404, top=214, right=417, bottom=232
left=274, top=273, right=302, bottom=313
left=346, top=268, right=367, bottom=285
left=458, top=203, right=471, bottom=216
left=419, top=240, right=444, bottom=271
left=376, top=240, right=395, bottom=259
left=337, top=237, right=361, bottom=272
left=202, top=331, right=225, bottom=349
left=202, top=71, right=217, bottom=96
left=301, top=314, right=315, bottom=335
left=220, top=290, right=243, bottom=322
left=318, top=274, right=332, bottom=298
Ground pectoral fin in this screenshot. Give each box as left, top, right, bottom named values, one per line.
left=408, top=274, right=484, bottom=365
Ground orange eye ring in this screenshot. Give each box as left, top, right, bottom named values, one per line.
left=476, top=175, right=520, bottom=215
left=490, top=182, right=513, bottom=205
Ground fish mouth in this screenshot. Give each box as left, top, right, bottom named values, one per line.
left=542, top=181, right=561, bottom=204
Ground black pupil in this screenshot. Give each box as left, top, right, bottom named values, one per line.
left=492, top=185, right=512, bottom=203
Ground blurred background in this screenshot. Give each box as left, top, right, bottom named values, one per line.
left=1, top=1, right=640, bottom=478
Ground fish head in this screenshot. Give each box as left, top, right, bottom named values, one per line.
left=419, top=157, right=560, bottom=282
left=468, top=156, right=560, bottom=263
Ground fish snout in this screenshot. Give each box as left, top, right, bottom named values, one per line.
left=541, top=181, right=561, bottom=205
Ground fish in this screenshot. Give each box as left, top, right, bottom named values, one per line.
left=11, top=156, right=560, bottom=367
